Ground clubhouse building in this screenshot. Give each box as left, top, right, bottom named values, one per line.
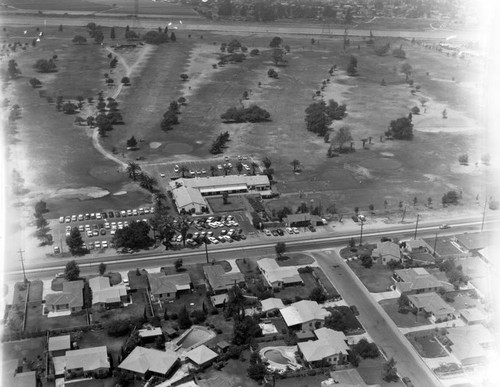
left=169, top=175, right=272, bottom=214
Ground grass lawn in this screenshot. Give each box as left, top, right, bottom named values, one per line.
left=28, top=280, right=44, bottom=302
left=0, top=336, right=46, bottom=362
left=275, top=374, right=330, bottom=387
left=207, top=195, right=248, bottom=213
left=78, top=329, right=127, bottom=367
left=339, top=244, right=377, bottom=259
left=379, top=299, right=429, bottom=328
left=25, top=304, right=87, bottom=332
left=406, top=330, right=448, bottom=358
left=12, top=282, right=28, bottom=306
left=348, top=261, right=394, bottom=293
left=199, top=356, right=260, bottom=387
left=277, top=253, right=314, bottom=267
left=357, top=357, right=405, bottom=387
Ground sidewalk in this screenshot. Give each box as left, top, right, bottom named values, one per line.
left=400, top=319, right=466, bottom=334
left=371, top=290, right=399, bottom=302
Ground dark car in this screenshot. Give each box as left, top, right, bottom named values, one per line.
left=271, top=229, right=279, bottom=236
left=276, top=229, right=284, bottom=236
left=108, top=211, right=114, bottom=218
left=308, top=224, right=316, bottom=232
left=115, top=211, right=121, bottom=218
left=102, top=212, right=107, bottom=219
left=402, top=377, right=413, bottom=387
left=100, top=229, right=106, bottom=235
left=351, top=215, right=359, bottom=222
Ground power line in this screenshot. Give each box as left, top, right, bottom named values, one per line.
left=18, top=249, right=28, bottom=283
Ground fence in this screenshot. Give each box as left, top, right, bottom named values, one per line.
left=2, top=323, right=104, bottom=343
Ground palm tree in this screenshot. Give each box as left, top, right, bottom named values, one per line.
left=236, top=162, right=243, bottom=174
left=250, top=161, right=259, bottom=175
left=152, top=192, right=167, bottom=209
left=291, top=159, right=300, bottom=172
left=223, top=165, right=231, bottom=176
left=127, top=162, right=141, bottom=181
left=179, top=165, right=189, bottom=178
left=210, top=166, right=217, bottom=176
left=139, top=173, right=157, bottom=191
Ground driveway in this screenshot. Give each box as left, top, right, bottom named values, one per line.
left=312, top=249, right=442, bottom=387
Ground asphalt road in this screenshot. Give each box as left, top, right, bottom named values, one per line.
left=314, top=250, right=441, bottom=387
left=0, top=14, right=482, bottom=41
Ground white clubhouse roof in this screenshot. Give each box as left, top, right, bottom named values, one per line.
left=171, top=186, right=207, bottom=208
left=280, top=300, right=330, bottom=327
left=169, top=175, right=270, bottom=192
left=298, top=328, right=349, bottom=362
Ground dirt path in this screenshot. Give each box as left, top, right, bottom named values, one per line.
left=90, top=44, right=155, bottom=170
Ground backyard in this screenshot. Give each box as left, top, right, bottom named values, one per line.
left=406, top=329, right=449, bottom=358
left=25, top=304, right=88, bottom=332
left=379, top=299, right=429, bottom=328
left=347, top=261, right=395, bottom=293
left=274, top=272, right=319, bottom=302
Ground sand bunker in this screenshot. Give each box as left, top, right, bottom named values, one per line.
left=150, top=142, right=162, bottom=149
left=113, top=191, right=127, bottom=196
left=51, top=187, right=110, bottom=200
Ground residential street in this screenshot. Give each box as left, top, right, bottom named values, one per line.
left=313, top=250, right=442, bottom=387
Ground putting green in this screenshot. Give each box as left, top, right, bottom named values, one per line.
left=359, top=157, right=402, bottom=171
left=163, top=142, right=193, bottom=154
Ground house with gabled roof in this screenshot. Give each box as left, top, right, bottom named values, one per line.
left=297, top=327, right=349, bottom=367
left=118, top=346, right=179, bottom=379
left=184, top=344, right=218, bottom=369
left=393, top=268, right=442, bottom=295
left=89, top=276, right=128, bottom=309
left=257, top=258, right=303, bottom=289
left=203, top=265, right=245, bottom=295
left=407, top=292, right=455, bottom=323
left=454, top=232, right=490, bottom=253
left=64, top=346, right=110, bottom=380
left=280, top=300, right=330, bottom=331
left=372, top=241, right=401, bottom=265
left=148, top=272, right=192, bottom=301
left=45, top=280, right=84, bottom=313
left=127, top=269, right=150, bottom=292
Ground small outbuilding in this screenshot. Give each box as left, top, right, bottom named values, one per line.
left=184, top=345, right=218, bottom=369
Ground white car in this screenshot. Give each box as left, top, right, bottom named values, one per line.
left=71, top=215, right=77, bottom=222
left=160, top=173, right=165, bottom=178
left=176, top=235, right=183, bottom=242
left=65, top=231, right=71, bottom=237
left=78, top=214, right=84, bottom=221
left=292, top=227, right=300, bottom=234
left=110, top=229, right=116, bottom=235
left=285, top=227, right=294, bottom=234
left=111, top=222, right=117, bottom=229
left=118, top=222, right=124, bottom=229
left=174, top=165, right=179, bottom=173
left=66, top=225, right=72, bottom=232
left=132, top=209, right=138, bottom=216
left=127, top=209, right=133, bottom=216
left=121, top=210, right=127, bottom=217
left=65, top=216, right=71, bottom=223
left=102, top=241, right=108, bottom=248
left=78, top=225, right=84, bottom=232
left=208, top=236, right=219, bottom=244
left=94, top=241, right=101, bottom=249
left=59, top=216, right=65, bottom=223
left=144, top=207, right=150, bottom=214
left=85, top=224, right=91, bottom=231
left=96, top=213, right=102, bottom=220
left=86, top=231, right=93, bottom=237
left=124, top=221, right=129, bottom=227
left=104, top=222, right=110, bottom=229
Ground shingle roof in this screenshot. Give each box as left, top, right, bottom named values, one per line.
left=118, top=346, right=178, bottom=375
left=261, top=297, right=285, bottom=312
left=48, top=335, right=71, bottom=352
left=65, top=346, right=109, bottom=372
left=258, top=258, right=302, bottom=286
left=407, top=292, right=455, bottom=316
left=184, top=344, right=218, bottom=365
left=458, top=307, right=487, bottom=323
left=394, top=268, right=442, bottom=291
left=203, top=265, right=244, bottom=292
left=298, top=328, right=348, bottom=362
left=171, top=186, right=207, bottom=208
left=455, top=232, right=490, bottom=251
left=373, top=241, right=401, bottom=261
left=148, top=272, right=192, bottom=296
left=280, top=300, right=330, bottom=327
left=89, top=276, right=127, bottom=304
left=45, top=280, right=84, bottom=309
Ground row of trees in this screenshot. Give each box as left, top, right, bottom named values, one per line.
left=160, top=100, right=180, bottom=131
left=210, top=131, right=230, bottom=154
left=34, top=200, right=53, bottom=246
left=220, top=104, right=271, bottom=123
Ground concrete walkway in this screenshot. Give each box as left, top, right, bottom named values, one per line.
left=371, top=290, right=400, bottom=302
left=400, top=319, right=466, bottom=334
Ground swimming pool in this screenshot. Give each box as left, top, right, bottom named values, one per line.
left=264, top=349, right=290, bottom=365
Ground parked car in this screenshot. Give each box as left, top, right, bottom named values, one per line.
left=108, top=211, right=114, bottom=218
left=402, top=377, right=414, bottom=387
left=271, top=229, right=279, bottom=236
left=102, top=241, right=108, bottom=248
left=208, top=236, right=219, bottom=244
left=115, top=211, right=121, bottom=218
left=102, top=212, right=107, bottom=219
left=132, top=209, right=138, bottom=216
left=78, top=225, right=84, bottom=232
left=65, top=216, right=71, bottom=223
left=85, top=213, right=91, bottom=220
left=308, top=224, right=316, bottom=232
left=92, top=230, right=99, bottom=236
left=292, top=227, right=300, bottom=234
left=86, top=231, right=93, bottom=238
left=96, top=213, right=102, bottom=220
left=94, top=241, right=101, bottom=249
left=174, top=165, right=179, bottom=173
left=276, top=229, right=284, bottom=236
left=439, top=224, right=451, bottom=229
left=77, top=214, right=84, bottom=221
left=285, top=227, right=294, bottom=234
left=71, top=215, right=77, bottom=222
left=264, top=229, right=272, bottom=236
left=53, top=246, right=60, bottom=254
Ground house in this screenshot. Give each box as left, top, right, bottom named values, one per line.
left=284, top=213, right=311, bottom=227
left=372, top=241, right=401, bottom=264
left=297, top=327, right=349, bottom=367
left=454, top=232, right=490, bottom=253
left=216, top=340, right=230, bottom=354
left=203, top=265, right=245, bottom=294
left=407, top=293, right=455, bottom=323
left=48, top=335, right=71, bottom=357
left=45, top=280, right=84, bottom=313
left=280, top=300, right=330, bottom=331
left=423, top=235, right=469, bottom=259
left=447, top=325, right=494, bottom=349
left=138, top=327, right=164, bottom=343
left=2, top=359, right=37, bottom=387
left=148, top=272, right=192, bottom=300
left=393, top=268, right=442, bottom=295
left=257, top=258, right=303, bottom=289
left=260, top=297, right=285, bottom=313
left=118, top=346, right=179, bottom=378
left=127, top=269, right=150, bottom=292
left=447, top=332, right=487, bottom=366
left=184, top=345, right=218, bottom=369
left=458, top=307, right=488, bottom=325
left=89, top=276, right=128, bottom=309
left=65, top=346, right=110, bottom=380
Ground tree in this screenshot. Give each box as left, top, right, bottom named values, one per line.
left=275, top=242, right=286, bottom=258
left=66, top=228, right=86, bottom=256
left=178, top=305, right=192, bottom=329
left=29, top=78, right=42, bottom=88
left=374, top=43, right=390, bottom=56
left=269, top=36, right=282, bottom=48
left=361, top=255, right=373, bottom=268
left=125, top=30, right=139, bottom=41
left=386, top=117, right=413, bottom=140
left=180, top=73, right=188, bottom=81
left=179, top=165, right=189, bottom=178
left=392, top=44, right=406, bottom=59
left=233, top=315, right=262, bottom=345
left=222, top=192, right=229, bottom=204
left=309, top=287, right=327, bottom=303
left=98, top=262, right=106, bottom=275
left=382, top=357, right=399, bottom=382
left=34, top=200, right=48, bottom=216
left=175, top=258, right=183, bottom=272
left=400, top=63, right=412, bottom=82
left=64, top=260, right=80, bottom=281
left=110, top=27, right=116, bottom=39
left=170, top=32, right=176, bottom=42
left=305, top=101, right=332, bottom=137
left=332, top=126, right=353, bottom=151
left=62, top=102, right=78, bottom=114
left=411, top=106, right=420, bottom=114
left=7, top=59, right=21, bottom=79
left=352, top=339, right=379, bottom=358
left=248, top=361, right=267, bottom=382
left=458, top=154, right=469, bottom=165
left=72, top=35, right=87, bottom=44
left=126, top=136, right=138, bottom=149
left=143, top=30, right=170, bottom=45
left=220, top=105, right=271, bottom=123
left=36, top=216, right=48, bottom=229
left=347, top=55, right=358, bottom=76
left=271, top=48, right=286, bottom=66
left=126, top=162, right=141, bottom=181
left=121, top=76, right=130, bottom=85
left=291, top=159, right=300, bottom=172
left=398, top=294, right=410, bottom=311
left=112, top=220, right=153, bottom=250
left=442, top=191, right=459, bottom=206
left=34, top=59, right=57, bottom=73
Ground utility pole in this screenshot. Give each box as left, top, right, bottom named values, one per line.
left=204, top=238, right=209, bottom=263
left=401, top=205, right=407, bottom=223
left=481, top=196, right=487, bottom=232
left=433, top=232, right=438, bottom=257
left=18, top=249, right=28, bottom=284
left=359, top=220, right=364, bottom=246
left=414, top=214, right=420, bottom=240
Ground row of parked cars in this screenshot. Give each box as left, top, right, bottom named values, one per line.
left=263, top=224, right=316, bottom=236
left=58, top=207, right=155, bottom=224
left=172, top=227, right=247, bottom=247
left=65, top=219, right=150, bottom=238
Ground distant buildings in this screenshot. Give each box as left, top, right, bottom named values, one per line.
left=280, top=300, right=330, bottom=331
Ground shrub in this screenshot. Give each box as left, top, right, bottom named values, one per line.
left=107, top=319, right=131, bottom=337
